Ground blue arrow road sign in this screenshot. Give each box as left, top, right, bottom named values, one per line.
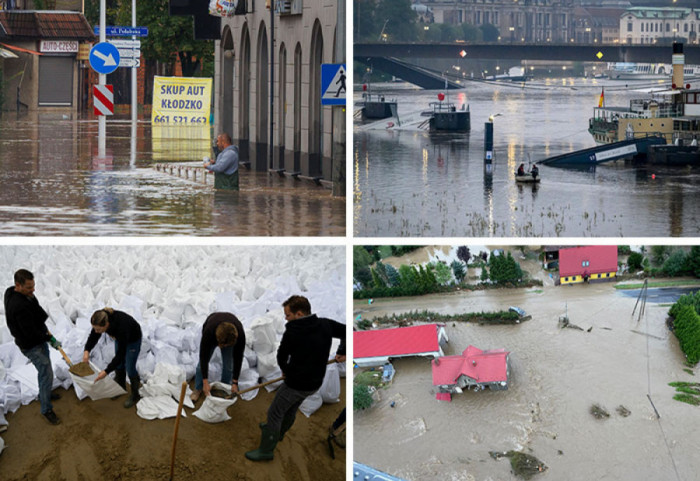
left=89, top=42, right=120, bottom=75
left=321, top=64, right=346, bottom=106
left=94, top=26, right=149, bottom=37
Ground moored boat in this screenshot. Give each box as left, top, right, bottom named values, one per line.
left=422, top=93, right=470, bottom=132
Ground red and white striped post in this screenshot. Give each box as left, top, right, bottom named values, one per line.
left=93, top=85, right=114, bottom=116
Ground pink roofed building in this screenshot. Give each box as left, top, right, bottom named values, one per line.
left=431, top=345, right=510, bottom=401
left=353, top=323, right=448, bottom=368
left=558, top=245, right=618, bottom=285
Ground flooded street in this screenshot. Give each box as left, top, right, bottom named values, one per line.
left=354, top=284, right=700, bottom=480
left=353, top=80, right=700, bottom=237
left=0, top=113, right=344, bottom=236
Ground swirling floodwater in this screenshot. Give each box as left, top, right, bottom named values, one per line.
left=0, top=113, right=344, bottom=236
left=353, top=79, right=700, bottom=237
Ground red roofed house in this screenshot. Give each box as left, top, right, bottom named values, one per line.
left=0, top=10, right=95, bottom=111
left=558, top=245, right=618, bottom=286
left=432, top=345, right=510, bottom=402
left=354, top=323, right=448, bottom=368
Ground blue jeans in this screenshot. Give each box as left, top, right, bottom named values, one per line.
left=21, top=343, right=53, bottom=415
left=114, top=339, right=141, bottom=379
left=194, top=345, right=233, bottom=390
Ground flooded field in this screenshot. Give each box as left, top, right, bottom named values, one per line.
left=0, top=113, right=344, bottom=236
left=353, top=80, right=700, bottom=237
left=354, top=284, right=700, bottom=480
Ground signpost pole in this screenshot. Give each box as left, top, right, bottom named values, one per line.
left=99, top=0, right=106, bottom=158
left=131, top=0, right=137, bottom=125
left=130, top=0, right=137, bottom=167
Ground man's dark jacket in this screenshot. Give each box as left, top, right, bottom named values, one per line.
left=4, top=286, right=50, bottom=351
left=277, top=314, right=346, bottom=391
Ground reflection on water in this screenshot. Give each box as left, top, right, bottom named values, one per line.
left=0, top=112, right=344, bottom=236
left=354, top=81, right=700, bottom=237
left=354, top=285, right=700, bottom=480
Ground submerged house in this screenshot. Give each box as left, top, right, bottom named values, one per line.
left=432, top=345, right=510, bottom=401
left=558, top=245, right=618, bottom=285
left=353, top=323, right=448, bottom=368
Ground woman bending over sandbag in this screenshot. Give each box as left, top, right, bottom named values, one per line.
left=191, top=312, right=246, bottom=402
left=83, top=308, right=143, bottom=408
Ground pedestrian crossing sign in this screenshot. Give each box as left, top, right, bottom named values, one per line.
left=321, top=64, right=346, bottom=106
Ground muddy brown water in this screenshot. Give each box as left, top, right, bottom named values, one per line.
left=354, top=284, right=700, bottom=481
left=69, top=362, right=94, bottom=377
left=0, top=113, right=344, bottom=236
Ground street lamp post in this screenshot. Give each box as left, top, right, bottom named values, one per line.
left=509, top=26, right=515, bottom=44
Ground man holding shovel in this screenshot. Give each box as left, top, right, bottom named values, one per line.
left=4, top=269, right=63, bottom=425
left=246, top=295, right=346, bottom=461
left=190, top=312, right=246, bottom=402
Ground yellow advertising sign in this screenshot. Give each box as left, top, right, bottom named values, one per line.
left=151, top=76, right=212, bottom=124
left=151, top=124, right=212, bottom=161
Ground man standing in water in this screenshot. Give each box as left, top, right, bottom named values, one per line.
left=204, top=133, right=239, bottom=190
left=246, top=295, right=345, bottom=461
left=4, top=269, right=62, bottom=425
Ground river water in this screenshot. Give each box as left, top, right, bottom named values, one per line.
left=0, top=113, right=344, bottom=236
left=353, top=284, right=700, bottom=481
left=353, top=79, right=700, bottom=237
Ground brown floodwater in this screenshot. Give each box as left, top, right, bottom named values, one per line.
left=0, top=112, right=345, bottom=236
left=354, top=284, right=699, bottom=481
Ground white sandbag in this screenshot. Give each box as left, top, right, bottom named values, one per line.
left=337, top=361, right=346, bottom=378
left=237, top=368, right=260, bottom=401
left=70, top=362, right=127, bottom=401
left=136, top=395, right=187, bottom=420
left=192, top=382, right=237, bottom=423
left=250, top=315, right=278, bottom=355
left=0, top=436, right=5, bottom=456
left=0, top=343, right=24, bottom=371
left=0, top=383, right=21, bottom=413
left=6, top=363, right=40, bottom=405
left=256, top=351, right=279, bottom=379
left=299, top=391, right=322, bottom=418
left=319, top=364, right=341, bottom=404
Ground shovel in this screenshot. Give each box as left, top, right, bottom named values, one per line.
left=56, top=347, right=95, bottom=377
left=212, top=359, right=340, bottom=400
left=327, top=421, right=346, bottom=460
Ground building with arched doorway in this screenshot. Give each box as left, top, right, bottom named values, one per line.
left=214, top=2, right=343, bottom=183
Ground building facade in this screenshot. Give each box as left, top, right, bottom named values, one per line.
left=0, top=10, right=94, bottom=111
left=422, top=0, right=576, bottom=43
left=558, top=245, right=618, bottom=285
left=215, top=0, right=344, bottom=180
left=621, top=7, right=700, bottom=45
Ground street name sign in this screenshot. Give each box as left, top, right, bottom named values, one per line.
left=94, top=26, right=149, bottom=37
left=89, top=42, right=120, bottom=75
left=321, top=64, right=346, bottom=106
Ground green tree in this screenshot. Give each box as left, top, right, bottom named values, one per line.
left=451, top=260, right=466, bottom=284
left=375, top=0, right=418, bottom=42
left=687, top=246, right=700, bottom=278
left=422, top=23, right=460, bottom=42
left=354, top=384, right=374, bottom=410
left=385, top=263, right=400, bottom=286
left=460, top=23, right=482, bottom=42
left=354, top=246, right=374, bottom=288
left=371, top=267, right=387, bottom=288
left=651, top=246, right=669, bottom=267
left=627, top=252, right=644, bottom=271
left=479, top=23, right=500, bottom=42
left=663, top=249, right=688, bottom=277
left=430, top=262, right=452, bottom=286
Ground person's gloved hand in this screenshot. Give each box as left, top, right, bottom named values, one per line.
left=49, top=336, right=62, bottom=350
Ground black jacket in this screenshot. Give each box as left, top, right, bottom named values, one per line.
left=4, top=286, right=50, bottom=351
left=199, top=312, right=246, bottom=381
left=84, top=310, right=142, bottom=374
left=277, top=314, right=346, bottom=391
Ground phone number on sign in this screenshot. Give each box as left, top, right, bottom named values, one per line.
left=153, top=115, right=208, bottom=123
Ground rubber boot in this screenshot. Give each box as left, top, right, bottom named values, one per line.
left=245, top=424, right=279, bottom=461
left=111, top=369, right=127, bottom=400
left=124, top=375, right=141, bottom=409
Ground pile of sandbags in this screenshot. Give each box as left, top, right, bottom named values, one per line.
left=0, top=245, right=345, bottom=424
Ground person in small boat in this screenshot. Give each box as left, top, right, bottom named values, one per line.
left=530, top=164, right=539, bottom=179
left=517, top=163, right=525, bottom=176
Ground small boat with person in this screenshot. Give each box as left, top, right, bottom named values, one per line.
left=515, top=162, right=540, bottom=183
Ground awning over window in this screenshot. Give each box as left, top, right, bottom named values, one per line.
left=0, top=42, right=42, bottom=55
